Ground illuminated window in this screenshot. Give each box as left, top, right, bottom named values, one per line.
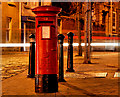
left=119, top=13, right=120, bottom=32
left=112, top=12, right=116, bottom=32
left=6, top=17, right=12, bottom=42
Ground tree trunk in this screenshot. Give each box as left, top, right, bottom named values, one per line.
left=77, top=3, right=82, bottom=56
left=77, top=12, right=82, bottom=56
left=83, top=2, right=92, bottom=64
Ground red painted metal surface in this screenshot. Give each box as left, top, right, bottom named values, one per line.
left=32, top=6, right=61, bottom=75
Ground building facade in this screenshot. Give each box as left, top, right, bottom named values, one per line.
left=92, top=2, right=119, bottom=36
left=1, top=2, right=120, bottom=51
left=21, top=2, right=39, bottom=51
left=2, top=2, right=21, bottom=51
left=58, top=2, right=120, bottom=37
left=2, top=2, right=39, bottom=51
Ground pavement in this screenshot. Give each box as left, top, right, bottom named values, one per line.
left=0, top=51, right=120, bottom=97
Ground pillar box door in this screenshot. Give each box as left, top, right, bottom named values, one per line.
left=32, top=6, right=61, bottom=93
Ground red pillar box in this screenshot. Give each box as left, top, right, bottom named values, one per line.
left=32, top=6, right=61, bottom=93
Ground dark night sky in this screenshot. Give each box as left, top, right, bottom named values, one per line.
left=52, top=2, right=77, bottom=16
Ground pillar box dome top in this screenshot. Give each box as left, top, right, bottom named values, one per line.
left=32, top=6, right=62, bottom=16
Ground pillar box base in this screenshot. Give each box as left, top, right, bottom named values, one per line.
left=35, top=74, right=58, bottom=93
left=66, top=69, right=75, bottom=72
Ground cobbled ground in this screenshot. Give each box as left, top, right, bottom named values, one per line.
left=0, top=52, right=29, bottom=80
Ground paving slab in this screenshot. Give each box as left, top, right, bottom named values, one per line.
left=2, top=69, right=119, bottom=96
left=1, top=51, right=119, bottom=96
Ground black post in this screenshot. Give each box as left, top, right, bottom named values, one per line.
left=66, top=32, right=75, bottom=72
left=27, top=34, right=35, bottom=78
left=58, top=34, right=66, bottom=82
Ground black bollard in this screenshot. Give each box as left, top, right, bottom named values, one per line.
left=27, top=34, right=35, bottom=78
left=66, top=32, right=75, bottom=72
left=58, top=34, right=66, bottom=82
